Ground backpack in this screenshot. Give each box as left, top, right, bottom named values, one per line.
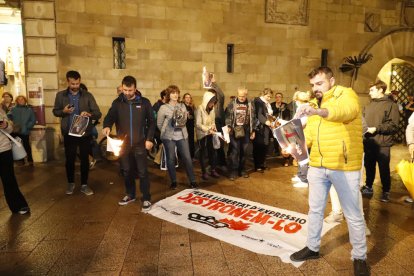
left=171, top=104, right=187, bottom=128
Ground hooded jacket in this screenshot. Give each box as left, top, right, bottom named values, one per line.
left=363, top=96, right=400, bottom=147
left=305, top=85, right=363, bottom=171
left=103, top=92, right=155, bottom=152
left=196, top=91, right=216, bottom=140
left=53, top=88, right=101, bottom=136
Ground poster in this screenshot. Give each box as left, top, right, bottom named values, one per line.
left=272, top=119, right=309, bottom=166
left=68, top=115, right=89, bottom=137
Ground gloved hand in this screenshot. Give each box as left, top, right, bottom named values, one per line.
left=367, top=127, right=376, bottom=134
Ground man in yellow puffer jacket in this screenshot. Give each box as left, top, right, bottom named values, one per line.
left=290, top=67, right=369, bottom=276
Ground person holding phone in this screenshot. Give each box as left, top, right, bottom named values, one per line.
left=53, top=70, right=101, bottom=196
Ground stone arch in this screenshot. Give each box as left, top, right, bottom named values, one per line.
left=353, top=27, right=414, bottom=96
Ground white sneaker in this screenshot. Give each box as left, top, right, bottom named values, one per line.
left=365, top=226, right=371, bottom=236
left=291, top=175, right=300, bottom=182
left=142, top=201, right=151, bottom=212
left=324, top=212, right=344, bottom=223
left=404, top=197, right=413, bottom=203
left=293, top=181, right=308, bottom=188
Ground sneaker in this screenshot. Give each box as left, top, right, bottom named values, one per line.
left=66, top=183, right=75, bottom=195
left=18, top=207, right=30, bottom=215
left=210, top=170, right=220, bottom=178
left=353, top=259, right=370, bottom=276
left=365, top=226, right=371, bottom=236
left=404, top=197, right=413, bottom=203
left=293, top=181, right=308, bottom=188
left=118, top=196, right=136, bottom=206
left=240, top=171, right=249, bottom=178
left=284, top=161, right=289, bottom=167
left=380, top=192, right=390, bottom=203
left=202, top=173, right=209, bottom=180
left=170, top=182, right=177, bottom=190
left=142, top=201, right=152, bottom=212
left=290, top=246, right=320, bottom=262
left=324, top=212, right=344, bottom=223
left=255, top=167, right=264, bottom=173
left=89, top=159, right=97, bottom=169
left=190, top=182, right=199, bottom=189
left=81, top=185, right=94, bottom=196
left=291, top=175, right=300, bottom=182
left=361, top=186, right=373, bottom=197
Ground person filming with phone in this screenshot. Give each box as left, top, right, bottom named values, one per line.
left=53, top=70, right=101, bottom=196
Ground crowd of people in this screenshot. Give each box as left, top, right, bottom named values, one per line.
left=1, top=66, right=413, bottom=276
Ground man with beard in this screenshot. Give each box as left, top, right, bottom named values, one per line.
left=102, top=76, right=155, bottom=212
left=53, top=70, right=102, bottom=196
left=289, top=67, right=369, bottom=276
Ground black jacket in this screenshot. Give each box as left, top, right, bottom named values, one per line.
left=53, top=88, right=102, bottom=136
left=254, top=97, right=272, bottom=145
left=271, top=102, right=291, bottom=121
left=363, top=96, right=400, bottom=147
left=103, top=92, right=155, bottom=151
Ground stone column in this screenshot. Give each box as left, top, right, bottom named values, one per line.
left=21, top=0, right=60, bottom=160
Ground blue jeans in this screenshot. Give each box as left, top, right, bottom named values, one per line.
left=162, top=139, right=196, bottom=184
left=307, top=167, right=367, bottom=260
left=119, top=147, right=151, bottom=202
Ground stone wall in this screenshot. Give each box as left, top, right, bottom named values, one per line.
left=20, top=0, right=413, bottom=158
left=50, top=0, right=404, bottom=112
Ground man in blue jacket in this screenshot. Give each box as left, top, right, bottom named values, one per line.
left=102, top=76, right=155, bottom=212
left=53, top=70, right=101, bottom=196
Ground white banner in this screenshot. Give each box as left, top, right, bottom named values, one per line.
left=148, top=189, right=338, bottom=267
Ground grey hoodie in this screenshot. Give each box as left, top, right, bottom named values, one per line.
left=196, top=91, right=216, bottom=140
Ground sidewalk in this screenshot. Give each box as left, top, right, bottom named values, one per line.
left=0, top=145, right=413, bottom=275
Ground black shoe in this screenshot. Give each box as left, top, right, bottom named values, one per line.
left=353, top=259, right=370, bottom=276
left=255, top=167, right=264, bottom=173
left=361, top=186, right=373, bottom=197
left=18, top=207, right=30, bottom=215
left=190, top=182, right=198, bottom=189
left=380, top=192, right=390, bottom=203
left=290, top=247, right=319, bottom=262
left=170, top=182, right=177, bottom=190
left=229, top=172, right=237, bottom=181
left=241, top=171, right=249, bottom=178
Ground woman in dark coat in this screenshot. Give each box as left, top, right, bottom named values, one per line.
left=271, top=92, right=291, bottom=166
left=182, top=93, right=196, bottom=160
left=253, top=88, right=274, bottom=172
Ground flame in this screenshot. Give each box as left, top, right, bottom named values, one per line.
left=219, top=218, right=251, bottom=231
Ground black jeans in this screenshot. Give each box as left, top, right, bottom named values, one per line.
left=64, top=134, right=91, bottom=184
left=198, top=135, right=217, bottom=174
left=0, top=149, right=29, bottom=212
left=229, top=129, right=250, bottom=173
left=20, top=134, right=33, bottom=162
left=215, top=119, right=227, bottom=166
left=364, top=143, right=391, bottom=193
left=120, top=146, right=151, bottom=202
left=253, top=140, right=267, bottom=169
